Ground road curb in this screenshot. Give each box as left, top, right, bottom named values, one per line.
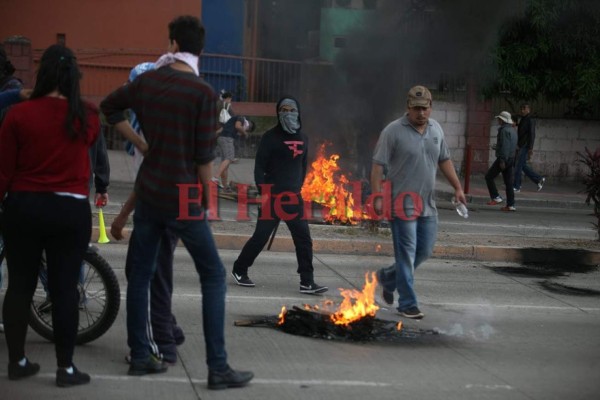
left=91, top=227, right=600, bottom=266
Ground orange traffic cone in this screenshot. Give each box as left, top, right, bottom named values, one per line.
left=97, top=208, right=110, bottom=244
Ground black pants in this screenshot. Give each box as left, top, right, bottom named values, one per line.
left=485, top=158, right=515, bottom=207
left=124, top=228, right=183, bottom=362
left=233, top=197, right=314, bottom=283
left=2, top=192, right=90, bottom=367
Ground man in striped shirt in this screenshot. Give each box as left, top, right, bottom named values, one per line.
left=101, top=15, right=253, bottom=390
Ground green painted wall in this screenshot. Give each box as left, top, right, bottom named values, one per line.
left=320, top=8, right=375, bottom=62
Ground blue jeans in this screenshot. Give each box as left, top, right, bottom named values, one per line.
left=0, top=236, right=3, bottom=290
left=127, top=199, right=227, bottom=370
left=378, top=216, right=438, bottom=311
left=514, top=147, right=542, bottom=189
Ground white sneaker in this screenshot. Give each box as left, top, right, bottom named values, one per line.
left=211, top=177, right=223, bottom=189
left=537, top=177, right=546, bottom=191
left=487, top=196, right=503, bottom=205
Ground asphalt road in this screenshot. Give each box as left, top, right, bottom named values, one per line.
left=2, top=244, right=599, bottom=399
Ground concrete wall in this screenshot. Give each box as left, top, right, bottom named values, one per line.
left=0, top=0, right=201, bottom=51
left=488, top=118, right=600, bottom=180
left=428, top=100, right=600, bottom=180
left=431, top=101, right=469, bottom=173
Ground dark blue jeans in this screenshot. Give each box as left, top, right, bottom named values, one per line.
left=126, top=199, right=227, bottom=370
left=514, top=147, right=542, bottom=189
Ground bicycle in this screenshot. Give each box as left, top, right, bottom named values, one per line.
left=0, top=234, right=121, bottom=344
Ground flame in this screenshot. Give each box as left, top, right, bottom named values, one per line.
left=396, top=321, right=403, bottom=331
left=278, top=306, right=287, bottom=325
left=302, top=143, right=358, bottom=224
left=329, top=272, right=380, bottom=326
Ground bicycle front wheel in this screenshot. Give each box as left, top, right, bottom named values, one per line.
left=29, top=248, right=121, bottom=344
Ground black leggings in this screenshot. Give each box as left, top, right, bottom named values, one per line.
left=2, top=192, right=91, bottom=367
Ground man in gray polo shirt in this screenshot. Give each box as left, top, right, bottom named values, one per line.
left=371, top=85, right=466, bottom=319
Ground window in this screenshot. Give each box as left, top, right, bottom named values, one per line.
left=334, top=36, right=347, bottom=48
left=56, top=33, right=66, bottom=45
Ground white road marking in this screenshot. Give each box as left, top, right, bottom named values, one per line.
left=114, top=290, right=600, bottom=312
left=34, top=373, right=397, bottom=387
left=465, top=383, right=513, bottom=390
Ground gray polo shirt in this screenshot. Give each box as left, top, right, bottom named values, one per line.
left=372, top=114, right=450, bottom=217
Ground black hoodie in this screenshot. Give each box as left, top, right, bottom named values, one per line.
left=254, top=96, right=308, bottom=195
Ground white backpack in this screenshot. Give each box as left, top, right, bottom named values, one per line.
left=219, top=102, right=232, bottom=124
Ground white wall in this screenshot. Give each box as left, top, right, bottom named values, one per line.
left=431, top=100, right=600, bottom=180
left=431, top=101, right=468, bottom=172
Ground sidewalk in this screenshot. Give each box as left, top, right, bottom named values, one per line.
left=104, top=150, right=599, bottom=265
left=108, top=150, right=589, bottom=209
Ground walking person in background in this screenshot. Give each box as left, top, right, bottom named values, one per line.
left=371, top=85, right=466, bottom=319
left=212, top=115, right=255, bottom=192
left=485, top=111, right=518, bottom=211
left=231, top=96, right=328, bottom=295
left=110, top=61, right=186, bottom=366
left=101, top=15, right=253, bottom=389
left=513, top=103, right=545, bottom=192
left=0, top=44, right=97, bottom=387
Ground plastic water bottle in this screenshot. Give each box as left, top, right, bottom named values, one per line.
left=451, top=198, right=469, bottom=219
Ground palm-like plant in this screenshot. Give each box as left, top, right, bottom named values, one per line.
left=577, top=147, right=600, bottom=239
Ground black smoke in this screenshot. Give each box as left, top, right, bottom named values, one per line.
left=303, top=0, right=522, bottom=178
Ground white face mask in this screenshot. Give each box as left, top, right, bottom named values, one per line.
left=279, top=111, right=300, bottom=134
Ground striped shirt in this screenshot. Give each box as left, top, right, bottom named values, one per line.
left=101, top=66, right=217, bottom=213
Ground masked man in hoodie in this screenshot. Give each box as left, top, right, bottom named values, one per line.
left=231, top=97, right=328, bottom=295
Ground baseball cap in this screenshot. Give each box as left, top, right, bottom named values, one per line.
left=495, top=111, right=513, bottom=124
left=407, top=85, right=432, bottom=108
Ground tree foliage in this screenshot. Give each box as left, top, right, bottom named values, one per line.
left=483, top=0, right=600, bottom=117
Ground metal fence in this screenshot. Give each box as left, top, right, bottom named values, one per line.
left=31, top=49, right=305, bottom=150
left=32, top=49, right=304, bottom=105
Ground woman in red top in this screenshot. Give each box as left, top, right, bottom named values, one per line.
left=0, top=44, right=99, bottom=387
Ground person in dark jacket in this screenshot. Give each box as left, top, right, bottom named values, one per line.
left=231, top=96, right=328, bottom=294
left=513, top=103, right=545, bottom=192
left=485, top=111, right=518, bottom=211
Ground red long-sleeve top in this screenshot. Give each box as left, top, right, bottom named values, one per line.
left=0, top=97, right=100, bottom=199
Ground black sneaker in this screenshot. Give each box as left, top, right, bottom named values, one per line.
left=128, top=355, right=168, bottom=376
left=208, top=365, right=254, bottom=390
left=398, top=307, right=424, bottom=320
left=8, top=358, right=40, bottom=380
left=382, top=288, right=394, bottom=305
left=173, top=325, right=186, bottom=346
left=56, top=366, right=91, bottom=387
left=299, top=282, right=328, bottom=294
left=376, top=269, right=394, bottom=305
left=231, top=271, right=255, bottom=287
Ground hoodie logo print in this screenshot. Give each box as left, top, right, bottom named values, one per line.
left=284, top=141, right=304, bottom=158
